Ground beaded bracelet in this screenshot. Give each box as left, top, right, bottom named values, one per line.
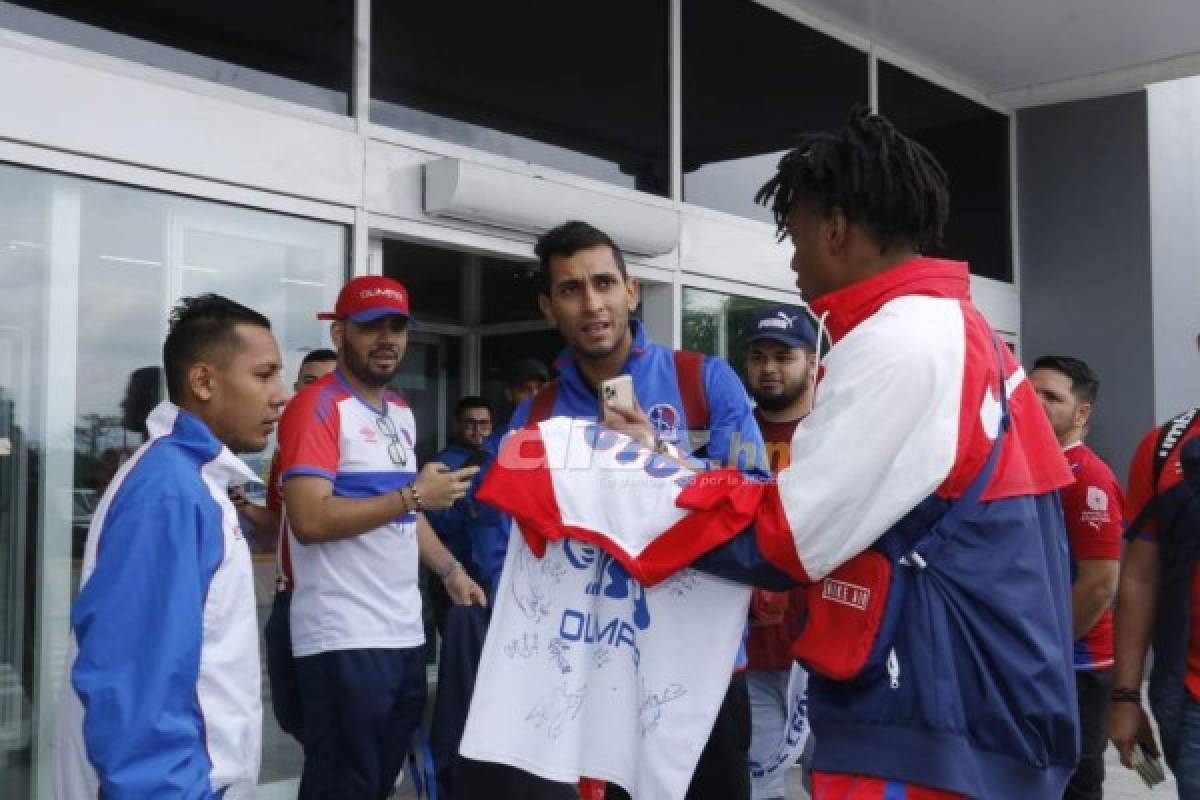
left=399, top=486, right=423, bottom=514
left=1110, top=687, right=1142, bottom=704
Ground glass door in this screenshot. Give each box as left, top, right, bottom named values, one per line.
left=390, top=333, right=460, bottom=466
left=0, top=166, right=52, bottom=800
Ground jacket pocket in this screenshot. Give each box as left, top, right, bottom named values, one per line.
left=791, top=549, right=905, bottom=683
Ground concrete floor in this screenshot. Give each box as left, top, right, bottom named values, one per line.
left=395, top=744, right=1175, bottom=799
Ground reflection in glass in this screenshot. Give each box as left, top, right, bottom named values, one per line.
left=371, top=0, right=669, bottom=196
left=0, top=0, right=353, bottom=113
left=0, top=162, right=347, bottom=796
left=683, top=0, right=867, bottom=222
left=879, top=62, right=1012, bottom=282
left=682, top=287, right=779, bottom=383
left=0, top=166, right=50, bottom=800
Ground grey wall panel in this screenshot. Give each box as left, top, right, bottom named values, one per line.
left=1147, top=78, right=1200, bottom=426
left=1018, top=91, right=1154, bottom=483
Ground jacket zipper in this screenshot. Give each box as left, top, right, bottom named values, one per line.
left=887, top=647, right=900, bottom=689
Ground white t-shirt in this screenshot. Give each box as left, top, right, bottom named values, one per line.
left=275, top=371, right=423, bottom=656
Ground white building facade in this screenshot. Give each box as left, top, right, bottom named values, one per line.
left=17, top=0, right=1174, bottom=796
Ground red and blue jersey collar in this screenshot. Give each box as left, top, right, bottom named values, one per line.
left=809, top=257, right=971, bottom=345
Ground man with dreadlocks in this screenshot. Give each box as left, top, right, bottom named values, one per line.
left=676, top=107, right=1079, bottom=798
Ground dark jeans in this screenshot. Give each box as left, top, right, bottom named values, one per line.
left=1174, top=696, right=1200, bottom=800
left=296, top=647, right=427, bottom=800
left=450, top=760, right=577, bottom=800
left=607, top=672, right=752, bottom=800
left=429, top=604, right=489, bottom=793
left=1064, top=668, right=1112, bottom=800
left=263, top=590, right=302, bottom=739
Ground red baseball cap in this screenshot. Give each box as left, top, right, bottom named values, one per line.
left=318, top=276, right=411, bottom=323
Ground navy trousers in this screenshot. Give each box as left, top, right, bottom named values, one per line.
left=296, top=646, right=427, bottom=800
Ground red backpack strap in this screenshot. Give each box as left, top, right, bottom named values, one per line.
left=673, top=350, right=709, bottom=432
left=526, top=380, right=560, bottom=425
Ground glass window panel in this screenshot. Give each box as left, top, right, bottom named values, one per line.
left=0, top=162, right=347, bottom=796
left=682, top=287, right=782, bottom=384
left=0, top=166, right=52, bottom=799
left=683, top=0, right=867, bottom=222
left=0, top=0, right=352, bottom=113
left=479, top=257, right=543, bottom=325
left=371, top=0, right=669, bottom=196
left=878, top=62, right=1012, bottom=282
left=383, top=239, right=465, bottom=326
left=480, top=330, right=562, bottom=427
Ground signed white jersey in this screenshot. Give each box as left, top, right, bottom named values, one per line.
left=463, top=418, right=752, bottom=799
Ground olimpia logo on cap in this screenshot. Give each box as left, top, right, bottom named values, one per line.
left=318, top=276, right=411, bottom=321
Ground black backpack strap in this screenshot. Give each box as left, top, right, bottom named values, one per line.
left=1127, top=408, right=1200, bottom=539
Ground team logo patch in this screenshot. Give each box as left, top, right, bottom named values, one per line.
left=647, top=403, right=680, bottom=443
left=360, top=425, right=378, bottom=444
left=1082, top=486, right=1112, bottom=529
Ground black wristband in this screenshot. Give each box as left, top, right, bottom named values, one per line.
left=1111, top=687, right=1142, bottom=704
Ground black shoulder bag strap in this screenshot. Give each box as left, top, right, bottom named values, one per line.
left=1126, top=408, right=1200, bottom=539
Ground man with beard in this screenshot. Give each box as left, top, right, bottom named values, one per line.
left=1029, top=356, right=1122, bottom=800
left=426, top=396, right=494, bottom=633
left=276, top=276, right=487, bottom=799
left=740, top=305, right=818, bottom=800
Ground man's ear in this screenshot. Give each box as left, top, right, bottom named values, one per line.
left=1075, top=401, right=1093, bottom=430
left=537, top=293, right=557, bottom=328
left=188, top=361, right=216, bottom=402
left=330, top=320, right=344, bottom=349
left=825, top=207, right=849, bottom=256
left=626, top=276, right=641, bottom=314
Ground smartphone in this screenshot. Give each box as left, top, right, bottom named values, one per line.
left=1131, top=743, right=1167, bottom=788
left=460, top=449, right=489, bottom=469
left=599, top=374, right=636, bottom=412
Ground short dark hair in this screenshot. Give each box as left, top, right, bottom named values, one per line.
left=302, top=348, right=338, bottom=366
left=162, top=294, right=272, bottom=403
left=454, top=395, right=493, bottom=420
left=534, top=220, right=628, bottom=294
left=1033, top=355, right=1100, bottom=405
left=755, top=107, right=950, bottom=254
left=507, top=357, right=551, bottom=387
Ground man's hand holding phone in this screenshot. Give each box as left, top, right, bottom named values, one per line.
left=413, top=461, right=479, bottom=510
left=599, top=375, right=657, bottom=451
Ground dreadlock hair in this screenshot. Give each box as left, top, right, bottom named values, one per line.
left=755, top=106, right=950, bottom=254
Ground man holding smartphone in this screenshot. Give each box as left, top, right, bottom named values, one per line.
left=426, top=396, right=494, bottom=633
left=276, top=275, right=486, bottom=799
left=459, top=220, right=765, bottom=800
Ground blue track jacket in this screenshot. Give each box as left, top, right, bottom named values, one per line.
left=55, top=403, right=263, bottom=799
left=474, top=320, right=766, bottom=595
